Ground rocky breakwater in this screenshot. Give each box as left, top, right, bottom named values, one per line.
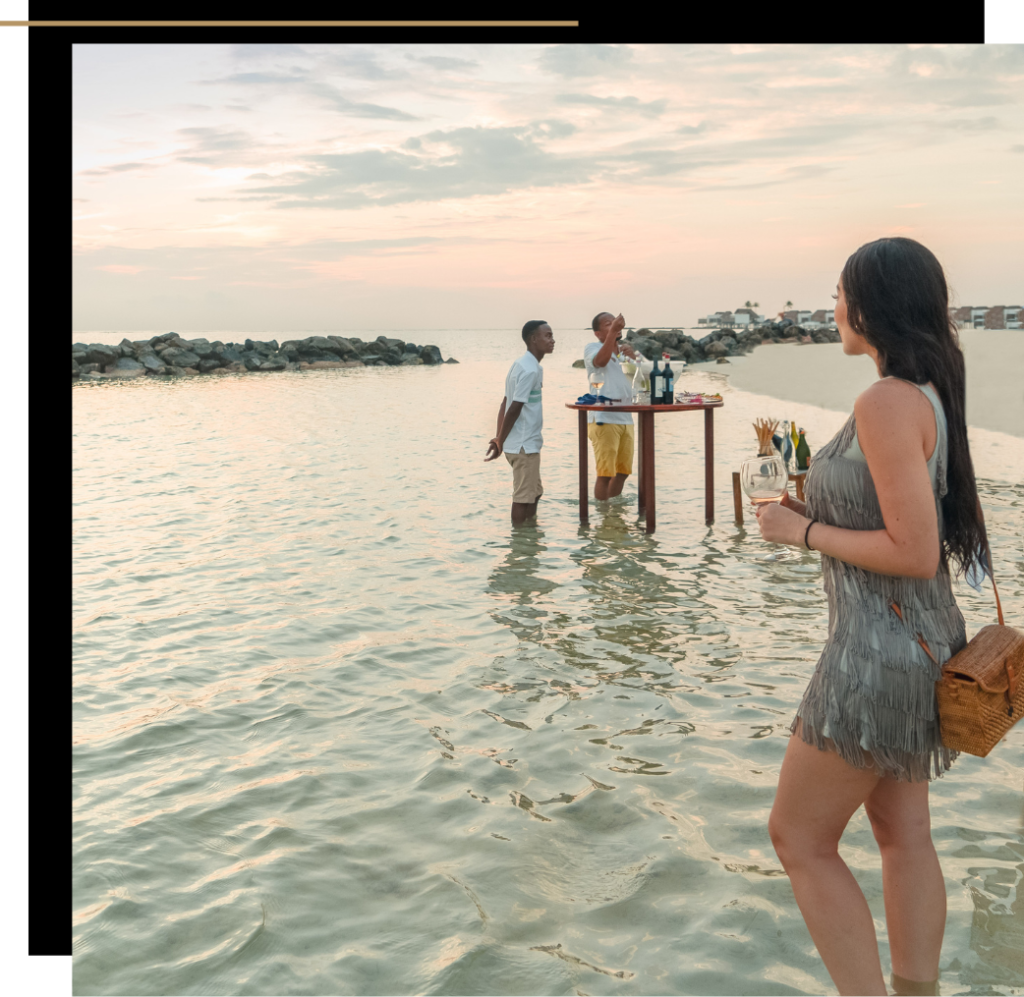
left=619, top=320, right=841, bottom=365
left=72, top=333, right=458, bottom=380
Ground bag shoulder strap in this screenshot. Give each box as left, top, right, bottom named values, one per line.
left=978, top=499, right=1005, bottom=627
left=984, top=543, right=1005, bottom=628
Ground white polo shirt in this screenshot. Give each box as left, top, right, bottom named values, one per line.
left=503, top=351, right=544, bottom=454
left=583, top=341, right=634, bottom=426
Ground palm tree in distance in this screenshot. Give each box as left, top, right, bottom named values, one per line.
left=778, top=299, right=794, bottom=320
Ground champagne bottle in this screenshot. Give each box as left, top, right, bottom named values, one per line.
left=796, top=429, right=811, bottom=470
left=663, top=360, right=674, bottom=404
left=650, top=360, right=663, bottom=404
left=790, top=419, right=799, bottom=454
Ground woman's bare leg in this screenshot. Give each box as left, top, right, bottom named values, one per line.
left=864, top=777, right=944, bottom=985
left=769, top=732, right=886, bottom=996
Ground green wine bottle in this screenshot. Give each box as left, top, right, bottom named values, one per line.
left=796, top=429, right=811, bottom=470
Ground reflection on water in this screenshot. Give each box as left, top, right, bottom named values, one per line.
left=73, top=350, right=1024, bottom=996
left=487, top=527, right=558, bottom=603
left=956, top=803, right=1024, bottom=992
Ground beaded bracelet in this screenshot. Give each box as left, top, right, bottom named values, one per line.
left=804, top=519, right=818, bottom=551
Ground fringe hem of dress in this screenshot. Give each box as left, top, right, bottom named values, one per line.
left=790, top=710, right=958, bottom=783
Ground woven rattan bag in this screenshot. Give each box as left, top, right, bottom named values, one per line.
left=891, top=552, right=1023, bottom=758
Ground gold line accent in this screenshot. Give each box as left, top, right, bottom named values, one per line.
left=1, top=20, right=579, bottom=27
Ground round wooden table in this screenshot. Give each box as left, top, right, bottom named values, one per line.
left=566, top=399, right=724, bottom=534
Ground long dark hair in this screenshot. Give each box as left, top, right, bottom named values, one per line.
left=840, top=237, right=986, bottom=577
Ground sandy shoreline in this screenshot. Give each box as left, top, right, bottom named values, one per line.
left=690, top=329, right=1024, bottom=440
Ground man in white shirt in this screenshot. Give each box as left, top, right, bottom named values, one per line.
left=484, top=320, right=556, bottom=525
left=584, top=312, right=637, bottom=500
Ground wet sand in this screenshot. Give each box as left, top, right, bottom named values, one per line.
left=691, top=329, right=1024, bottom=439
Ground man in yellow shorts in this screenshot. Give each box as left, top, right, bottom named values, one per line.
left=584, top=312, right=637, bottom=500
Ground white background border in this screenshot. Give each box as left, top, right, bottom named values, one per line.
left=987, top=0, right=1024, bottom=42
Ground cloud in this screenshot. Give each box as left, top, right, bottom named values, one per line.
left=202, top=53, right=417, bottom=120
left=305, top=81, right=418, bottom=121
left=78, top=238, right=447, bottom=288
left=405, top=54, right=479, bottom=71
left=245, top=124, right=592, bottom=209
left=705, top=162, right=840, bottom=192
left=175, top=126, right=262, bottom=165
left=78, top=162, right=154, bottom=177
left=555, top=93, right=668, bottom=117
left=933, top=116, right=1000, bottom=132
left=321, top=48, right=408, bottom=80
left=599, top=148, right=730, bottom=180
left=596, top=120, right=860, bottom=182
left=538, top=44, right=634, bottom=78
left=229, top=43, right=311, bottom=61
left=530, top=120, right=577, bottom=139
left=881, top=45, right=1024, bottom=111
left=204, top=70, right=308, bottom=86
left=943, top=91, right=1016, bottom=108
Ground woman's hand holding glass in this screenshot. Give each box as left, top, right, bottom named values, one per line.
left=740, top=455, right=794, bottom=560
left=755, top=495, right=811, bottom=547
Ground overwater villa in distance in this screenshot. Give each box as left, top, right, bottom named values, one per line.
left=697, top=307, right=764, bottom=327
left=697, top=306, right=836, bottom=329
left=950, top=304, right=1022, bottom=329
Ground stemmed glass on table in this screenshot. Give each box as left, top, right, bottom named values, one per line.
left=588, top=370, right=605, bottom=401
left=739, top=454, right=794, bottom=561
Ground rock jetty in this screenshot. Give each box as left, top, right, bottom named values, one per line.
left=72, top=333, right=459, bottom=380
left=621, top=321, right=841, bottom=365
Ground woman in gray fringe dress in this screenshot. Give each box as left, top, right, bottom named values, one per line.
left=756, top=238, right=989, bottom=997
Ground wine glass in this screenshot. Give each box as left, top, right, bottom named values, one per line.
left=739, top=455, right=792, bottom=561
left=588, top=370, right=605, bottom=400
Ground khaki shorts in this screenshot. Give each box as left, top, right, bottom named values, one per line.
left=504, top=448, right=544, bottom=504
left=588, top=423, right=634, bottom=477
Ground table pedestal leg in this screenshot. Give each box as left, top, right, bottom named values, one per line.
left=642, top=411, right=655, bottom=534
left=704, top=407, right=714, bottom=525
left=732, top=471, right=743, bottom=525
left=578, top=410, right=588, bottom=524
left=637, top=420, right=645, bottom=516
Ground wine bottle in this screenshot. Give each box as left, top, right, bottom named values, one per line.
left=650, top=360, right=663, bottom=405
left=663, top=361, right=674, bottom=404
left=796, top=429, right=811, bottom=470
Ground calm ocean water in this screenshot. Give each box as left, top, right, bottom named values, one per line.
left=73, top=329, right=1023, bottom=996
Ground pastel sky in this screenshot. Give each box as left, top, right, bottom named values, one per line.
left=72, top=43, right=1024, bottom=333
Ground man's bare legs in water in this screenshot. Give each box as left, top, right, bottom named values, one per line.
left=595, top=473, right=628, bottom=501
left=511, top=500, right=539, bottom=526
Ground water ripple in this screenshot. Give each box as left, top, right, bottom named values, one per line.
left=74, top=345, right=1024, bottom=995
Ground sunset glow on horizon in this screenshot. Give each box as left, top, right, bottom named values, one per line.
left=73, top=43, right=1024, bottom=333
